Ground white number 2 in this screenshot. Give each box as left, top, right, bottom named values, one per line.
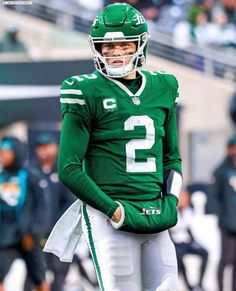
left=124, top=115, right=156, bottom=172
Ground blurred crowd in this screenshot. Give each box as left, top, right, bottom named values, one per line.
left=83, top=0, right=236, bottom=49
left=1, top=0, right=235, bottom=54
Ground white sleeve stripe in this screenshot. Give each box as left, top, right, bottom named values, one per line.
left=175, top=97, right=179, bottom=103
left=60, top=89, right=83, bottom=95
left=170, top=171, right=183, bottom=199
left=60, top=98, right=86, bottom=105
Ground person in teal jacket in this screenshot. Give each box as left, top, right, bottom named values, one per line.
left=0, top=136, right=49, bottom=291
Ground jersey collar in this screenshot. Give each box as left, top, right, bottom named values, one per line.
left=105, top=70, right=146, bottom=97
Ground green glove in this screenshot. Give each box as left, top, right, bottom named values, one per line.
left=111, top=195, right=178, bottom=234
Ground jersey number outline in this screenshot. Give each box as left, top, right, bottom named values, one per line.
left=124, top=115, right=156, bottom=173
left=76, top=74, right=97, bottom=81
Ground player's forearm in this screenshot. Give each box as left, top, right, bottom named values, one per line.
left=163, top=157, right=182, bottom=174
left=163, top=107, right=182, bottom=174
left=58, top=113, right=118, bottom=218
left=58, top=163, right=118, bottom=218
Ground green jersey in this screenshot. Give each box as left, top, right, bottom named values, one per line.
left=58, top=70, right=182, bottom=217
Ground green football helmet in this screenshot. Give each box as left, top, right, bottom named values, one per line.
left=89, top=3, right=149, bottom=78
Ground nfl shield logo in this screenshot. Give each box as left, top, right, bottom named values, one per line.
left=132, top=96, right=140, bottom=105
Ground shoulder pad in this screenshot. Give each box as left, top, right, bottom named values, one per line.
left=149, top=71, right=178, bottom=90
left=150, top=71, right=179, bottom=103
left=163, top=74, right=178, bottom=91
left=161, top=73, right=179, bottom=103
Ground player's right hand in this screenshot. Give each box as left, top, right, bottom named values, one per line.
left=111, top=206, right=122, bottom=223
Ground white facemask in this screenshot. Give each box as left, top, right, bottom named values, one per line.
left=89, top=32, right=149, bottom=78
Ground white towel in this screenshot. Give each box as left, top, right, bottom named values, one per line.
left=43, top=199, right=83, bottom=262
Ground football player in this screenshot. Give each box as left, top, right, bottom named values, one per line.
left=58, top=3, right=182, bottom=290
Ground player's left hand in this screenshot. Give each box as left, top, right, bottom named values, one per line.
left=111, top=195, right=178, bottom=234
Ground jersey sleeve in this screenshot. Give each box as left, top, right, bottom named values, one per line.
left=60, top=77, right=90, bottom=118
left=162, top=74, right=182, bottom=174
left=58, top=78, right=118, bottom=218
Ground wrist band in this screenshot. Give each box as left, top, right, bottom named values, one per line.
left=111, top=201, right=125, bottom=229
left=164, top=170, right=183, bottom=199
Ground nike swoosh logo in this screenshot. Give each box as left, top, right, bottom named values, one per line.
left=65, top=80, right=75, bottom=86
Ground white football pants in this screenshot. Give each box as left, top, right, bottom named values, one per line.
left=81, top=204, right=178, bottom=291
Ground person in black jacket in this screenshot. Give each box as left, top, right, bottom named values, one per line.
left=24, top=133, right=75, bottom=291
left=25, top=133, right=99, bottom=291
left=208, top=134, right=236, bottom=291
left=0, top=136, right=49, bottom=291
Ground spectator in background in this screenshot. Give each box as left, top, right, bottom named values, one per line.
left=194, top=0, right=215, bottom=22
left=188, top=4, right=209, bottom=44
left=0, top=136, right=49, bottom=291
left=208, top=134, right=236, bottom=291
left=170, top=190, right=208, bottom=291
left=0, top=25, right=27, bottom=53
left=202, top=5, right=236, bottom=48
left=221, top=0, right=236, bottom=24
left=173, top=4, right=208, bottom=48
left=24, top=133, right=75, bottom=291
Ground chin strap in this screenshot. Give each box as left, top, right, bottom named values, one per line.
left=106, top=62, right=134, bottom=78
left=163, top=170, right=183, bottom=199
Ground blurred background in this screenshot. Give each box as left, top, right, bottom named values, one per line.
left=0, top=0, right=235, bottom=290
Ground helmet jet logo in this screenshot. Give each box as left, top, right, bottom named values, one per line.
left=134, top=14, right=145, bottom=25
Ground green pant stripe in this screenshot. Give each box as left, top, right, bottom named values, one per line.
left=83, top=204, right=105, bottom=291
